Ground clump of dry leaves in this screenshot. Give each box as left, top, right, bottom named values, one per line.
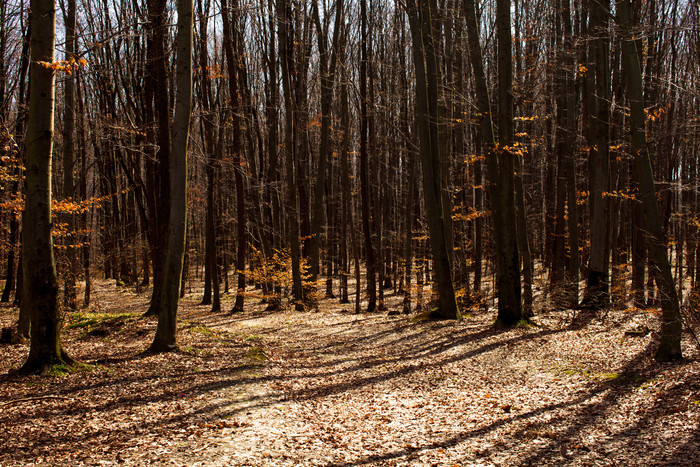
left=0, top=280, right=698, bottom=466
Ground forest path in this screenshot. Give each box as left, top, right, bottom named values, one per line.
left=1, top=283, right=699, bottom=466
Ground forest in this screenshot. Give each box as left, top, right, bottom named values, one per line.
left=0, top=0, right=699, bottom=464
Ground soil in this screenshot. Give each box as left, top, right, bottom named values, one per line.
left=1, top=279, right=699, bottom=466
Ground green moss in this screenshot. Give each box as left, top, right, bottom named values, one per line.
left=46, top=362, right=93, bottom=377
left=66, top=312, right=135, bottom=330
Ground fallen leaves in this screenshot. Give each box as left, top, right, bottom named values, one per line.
left=0, top=279, right=699, bottom=465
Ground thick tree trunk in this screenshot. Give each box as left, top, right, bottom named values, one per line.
left=405, top=0, right=460, bottom=320
left=148, top=0, right=192, bottom=352
left=20, top=0, right=74, bottom=373
left=463, top=0, right=523, bottom=325
left=616, top=0, right=682, bottom=361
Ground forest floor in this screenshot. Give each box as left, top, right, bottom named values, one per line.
left=1, top=279, right=700, bottom=466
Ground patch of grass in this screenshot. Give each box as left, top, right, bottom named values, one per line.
left=244, top=334, right=263, bottom=342
left=189, top=325, right=218, bottom=338
left=558, top=365, right=649, bottom=386
left=244, top=346, right=268, bottom=361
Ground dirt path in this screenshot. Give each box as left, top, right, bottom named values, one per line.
left=1, top=285, right=700, bottom=466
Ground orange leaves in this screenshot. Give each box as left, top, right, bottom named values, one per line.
left=500, top=141, right=528, bottom=158
left=452, top=206, right=487, bottom=223
left=0, top=196, right=24, bottom=213
left=577, top=190, right=589, bottom=205
left=465, top=154, right=485, bottom=164
left=53, top=198, right=89, bottom=214
left=52, top=189, right=128, bottom=215
left=645, top=104, right=670, bottom=123
left=194, top=65, right=227, bottom=80
left=602, top=190, right=637, bottom=201
left=37, top=57, right=87, bottom=74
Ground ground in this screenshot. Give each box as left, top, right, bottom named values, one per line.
left=1, top=279, right=699, bottom=466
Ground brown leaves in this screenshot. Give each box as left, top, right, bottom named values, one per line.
left=0, top=281, right=699, bottom=465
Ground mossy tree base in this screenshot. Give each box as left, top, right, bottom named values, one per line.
left=18, top=349, right=76, bottom=375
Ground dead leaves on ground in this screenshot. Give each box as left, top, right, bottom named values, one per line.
left=0, top=280, right=699, bottom=466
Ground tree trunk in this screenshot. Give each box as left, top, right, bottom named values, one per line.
left=405, top=0, right=461, bottom=320
left=580, top=0, right=612, bottom=310
left=616, top=0, right=682, bottom=361
left=143, top=0, right=171, bottom=317
left=308, top=0, right=342, bottom=283
left=278, top=0, right=304, bottom=309
left=20, top=0, right=75, bottom=373
left=221, top=0, right=247, bottom=313
left=359, top=0, right=376, bottom=313
left=148, top=0, right=193, bottom=352
left=463, top=0, right=523, bottom=325
left=62, top=0, right=77, bottom=311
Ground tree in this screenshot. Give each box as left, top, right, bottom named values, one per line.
left=278, top=0, right=304, bottom=309
left=616, top=0, right=682, bottom=361
left=463, top=0, right=523, bottom=325
left=221, top=0, right=248, bottom=313
left=405, top=0, right=461, bottom=320
left=148, top=0, right=193, bottom=352
left=20, top=0, right=75, bottom=372
left=308, top=0, right=343, bottom=284
left=359, top=0, right=376, bottom=313
left=579, top=0, right=612, bottom=310
left=61, top=0, right=78, bottom=310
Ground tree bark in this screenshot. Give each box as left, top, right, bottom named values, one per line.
left=616, top=0, right=682, bottom=361
left=359, top=0, right=376, bottom=313
left=221, top=0, right=248, bottom=313
left=405, top=0, right=461, bottom=320
left=20, top=0, right=75, bottom=372
left=62, top=0, right=77, bottom=311
left=148, top=0, right=193, bottom=352
left=580, top=0, right=612, bottom=310
left=278, top=0, right=304, bottom=309
left=463, top=0, right=523, bottom=325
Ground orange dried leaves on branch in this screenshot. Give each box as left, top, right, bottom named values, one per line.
left=37, top=57, right=87, bottom=74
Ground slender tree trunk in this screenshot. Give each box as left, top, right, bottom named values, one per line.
left=580, top=0, right=612, bottom=310
left=308, top=0, right=342, bottom=283
left=8, top=10, right=31, bottom=317
left=144, top=0, right=171, bottom=317
left=278, top=0, right=304, bottom=309
left=359, top=0, right=376, bottom=313
left=221, top=0, right=247, bottom=313
left=62, top=0, right=77, bottom=310
left=402, top=153, right=416, bottom=315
